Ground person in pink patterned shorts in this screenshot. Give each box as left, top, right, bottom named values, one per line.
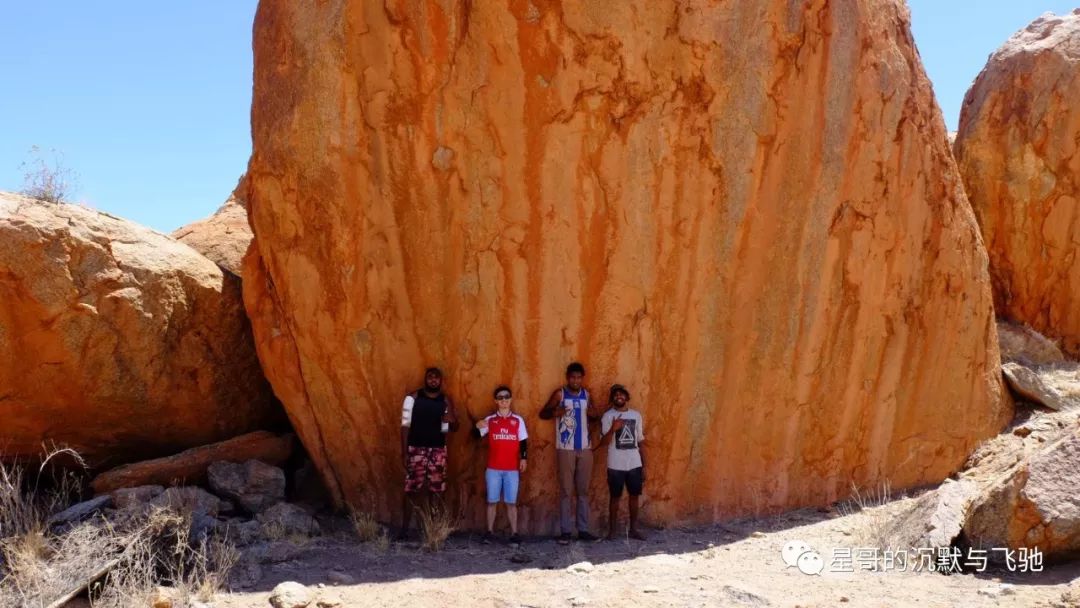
left=399, top=367, right=459, bottom=539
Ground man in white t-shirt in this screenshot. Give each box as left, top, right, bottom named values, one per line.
left=597, top=384, right=646, bottom=541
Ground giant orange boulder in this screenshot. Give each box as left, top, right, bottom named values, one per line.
left=0, top=192, right=282, bottom=468
left=955, top=10, right=1080, bottom=355
left=245, top=0, right=1009, bottom=530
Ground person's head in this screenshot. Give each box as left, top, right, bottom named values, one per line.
left=424, top=367, right=443, bottom=392
left=493, top=385, right=512, bottom=410
left=566, top=362, right=585, bottom=391
left=610, top=384, right=630, bottom=408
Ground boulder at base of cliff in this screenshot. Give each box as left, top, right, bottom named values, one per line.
left=964, top=421, right=1080, bottom=559
left=956, top=10, right=1080, bottom=356
left=0, top=193, right=281, bottom=467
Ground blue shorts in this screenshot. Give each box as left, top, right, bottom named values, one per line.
left=485, top=468, right=520, bottom=504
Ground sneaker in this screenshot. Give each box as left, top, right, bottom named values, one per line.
left=481, top=531, right=494, bottom=545
left=556, top=533, right=572, bottom=545
left=509, top=533, right=522, bottom=545
left=628, top=529, right=647, bottom=541
left=577, top=531, right=600, bottom=542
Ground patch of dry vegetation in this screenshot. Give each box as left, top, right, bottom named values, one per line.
left=837, top=481, right=906, bottom=560
left=0, top=451, right=236, bottom=608
left=416, top=504, right=458, bottom=552
left=349, top=509, right=390, bottom=552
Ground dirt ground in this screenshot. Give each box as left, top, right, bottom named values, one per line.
left=214, top=497, right=1080, bottom=608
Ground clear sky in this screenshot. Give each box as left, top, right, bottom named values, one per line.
left=0, top=2, right=1075, bottom=233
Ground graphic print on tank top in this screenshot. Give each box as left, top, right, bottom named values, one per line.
left=556, top=387, right=589, bottom=450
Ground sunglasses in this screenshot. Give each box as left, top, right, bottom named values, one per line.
left=495, top=394, right=512, bottom=401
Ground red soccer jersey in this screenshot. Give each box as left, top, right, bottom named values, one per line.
left=481, top=412, right=528, bottom=471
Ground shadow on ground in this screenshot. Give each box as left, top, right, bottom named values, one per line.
left=236, top=506, right=835, bottom=592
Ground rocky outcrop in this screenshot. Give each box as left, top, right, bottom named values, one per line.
left=996, top=322, right=1080, bottom=411
left=998, top=320, right=1066, bottom=367
left=955, top=10, right=1080, bottom=355
left=172, top=176, right=252, bottom=276
left=965, top=421, right=1080, bottom=558
left=1002, top=362, right=1080, bottom=411
left=884, top=479, right=980, bottom=552
left=245, top=0, right=1008, bottom=529
left=0, top=193, right=281, bottom=468
left=207, top=459, right=286, bottom=514
left=91, top=431, right=295, bottom=494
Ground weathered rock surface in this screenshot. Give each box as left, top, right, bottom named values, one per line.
left=245, top=0, right=1008, bottom=528
left=0, top=192, right=280, bottom=467
left=172, top=175, right=252, bottom=276
left=91, top=431, right=294, bottom=495
left=998, top=320, right=1066, bottom=367
left=884, top=479, right=979, bottom=551
left=207, top=459, right=286, bottom=514
left=148, top=487, right=228, bottom=517
left=955, top=10, right=1080, bottom=356
left=964, top=423, right=1080, bottom=558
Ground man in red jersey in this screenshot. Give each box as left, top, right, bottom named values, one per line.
left=475, top=385, right=528, bottom=544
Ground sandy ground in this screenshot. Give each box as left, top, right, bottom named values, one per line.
left=213, top=498, right=1080, bottom=608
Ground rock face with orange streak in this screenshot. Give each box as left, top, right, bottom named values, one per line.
left=0, top=192, right=281, bottom=468
left=955, top=10, right=1080, bottom=355
left=245, top=0, right=1009, bottom=531
left=172, top=175, right=252, bottom=276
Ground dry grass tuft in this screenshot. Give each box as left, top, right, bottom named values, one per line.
left=372, top=529, right=391, bottom=553
left=416, top=503, right=458, bottom=552
left=0, top=450, right=236, bottom=608
left=837, top=481, right=905, bottom=562
left=349, top=509, right=382, bottom=543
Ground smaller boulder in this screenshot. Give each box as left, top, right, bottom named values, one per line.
left=883, top=479, right=979, bottom=551
left=257, top=503, right=320, bottom=538
left=48, top=495, right=112, bottom=527
left=1003, top=362, right=1080, bottom=410
left=208, top=459, right=286, bottom=514
left=269, top=581, right=312, bottom=608
left=149, top=487, right=227, bottom=517
left=964, top=426, right=1080, bottom=558
left=998, top=321, right=1066, bottom=366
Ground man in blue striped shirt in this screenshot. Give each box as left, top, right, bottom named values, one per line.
left=540, top=362, right=601, bottom=543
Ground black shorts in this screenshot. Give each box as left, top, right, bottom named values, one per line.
left=607, top=467, right=643, bottom=498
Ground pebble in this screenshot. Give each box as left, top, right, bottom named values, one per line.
left=567, top=561, right=594, bottom=574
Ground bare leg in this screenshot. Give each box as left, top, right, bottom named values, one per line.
left=486, top=503, right=497, bottom=533
left=607, top=497, right=619, bottom=540
left=628, top=495, right=645, bottom=540
left=507, top=505, right=518, bottom=535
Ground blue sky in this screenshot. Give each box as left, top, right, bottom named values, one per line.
left=0, top=2, right=1075, bottom=233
